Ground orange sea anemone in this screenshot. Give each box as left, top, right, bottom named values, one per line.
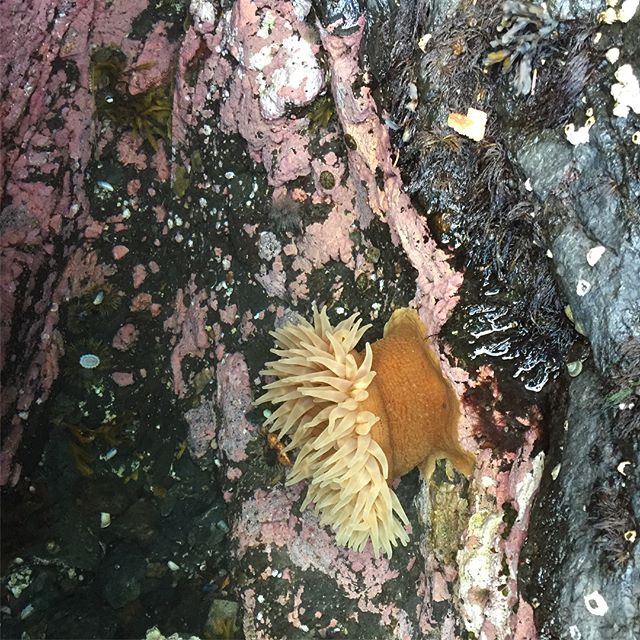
left=256, top=306, right=475, bottom=557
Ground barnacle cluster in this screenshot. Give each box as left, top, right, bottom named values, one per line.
left=90, top=47, right=172, bottom=150
left=485, top=1, right=557, bottom=95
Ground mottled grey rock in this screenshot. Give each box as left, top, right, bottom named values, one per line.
left=102, top=547, right=146, bottom=609
left=489, top=5, right=640, bottom=639
left=521, top=367, right=640, bottom=640
left=547, top=0, right=602, bottom=21
left=516, top=131, right=573, bottom=201
left=551, top=217, right=640, bottom=373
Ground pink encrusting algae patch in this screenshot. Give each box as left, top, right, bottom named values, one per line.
left=216, top=352, right=255, bottom=463
left=320, top=19, right=463, bottom=334
left=112, top=323, right=140, bottom=351
left=0, top=0, right=99, bottom=484
left=233, top=486, right=300, bottom=556
left=234, top=483, right=419, bottom=634
left=128, top=21, right=178, bottom=94
left=163, top=282, right=210, bottom=397
left=185, top=399, right=218, bottom=460
left=218, top=0, right=323, bottom=186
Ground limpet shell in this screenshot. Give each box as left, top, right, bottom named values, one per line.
left=567, top=361, right=583, bottom=377
left=79, top=353, right=101, bottom=369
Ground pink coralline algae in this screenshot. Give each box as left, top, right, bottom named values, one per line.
left=128, top=22, right=178, bottom=94
left=163, top=283, right=210, bottom=397
left=216, top=352, right=255, bottom=463
left=234, top=486, right=300, bottom=556
left=116, top=133, right=147, bottom=170
left=320, top=19, right=463, bottom=333
left=112, top=245, right=130, bottom=260
left=234, top=483, right=418, bottom=635
left=173, top=6, right=233, bottom=145
left=112, top=371, right=134, bottom=387
left=112, top=323, right=140, bottom=351
left=132, top=264, right=147, bottom=288
left=0, top=0, right=102, bottom=484
left=219, top=303, right=238, bottom=325
left=185, top=399, right=218, bottom=460
left=291, top=208, right=357, bottom=272
left=218, top=0, right=323, bottom=186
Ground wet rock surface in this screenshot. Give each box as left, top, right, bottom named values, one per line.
left=1, top=0, right=638, bottom=639
left=368, top=0, right=639, bottom=637
left=521, top=367, right=640, bottom=640
left=509, top=9, right=640, bottom=639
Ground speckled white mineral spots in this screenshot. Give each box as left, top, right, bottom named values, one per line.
left=599, top=0, right=639, bottom=22
left=583, top=590, right=609, bottom=616
left=617, top=460, right=632, bottom=476
left=565, top=119, right=595, bottom=146
left=611, top=64, right=640, bottom=118
left=605, top=47, right=620, bottom=64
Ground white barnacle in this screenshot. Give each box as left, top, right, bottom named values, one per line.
left=583, top=590, right=608, bottom=616
left=586, top=246, right=606, bottom=266
left=576, top=279, right=591, bottom=297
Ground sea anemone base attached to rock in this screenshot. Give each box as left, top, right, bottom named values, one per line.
left=257, top=306, right=474, bottom=557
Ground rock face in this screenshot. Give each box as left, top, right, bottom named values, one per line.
left=520, top=368, right=640, bottom=640
left=2, top=0, right=638, bottom=638
left=371, top=0, right=640, bottom=635
left=509, top=7, right=640, bottom=640
left=516, top=125, right=640, bottom=375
